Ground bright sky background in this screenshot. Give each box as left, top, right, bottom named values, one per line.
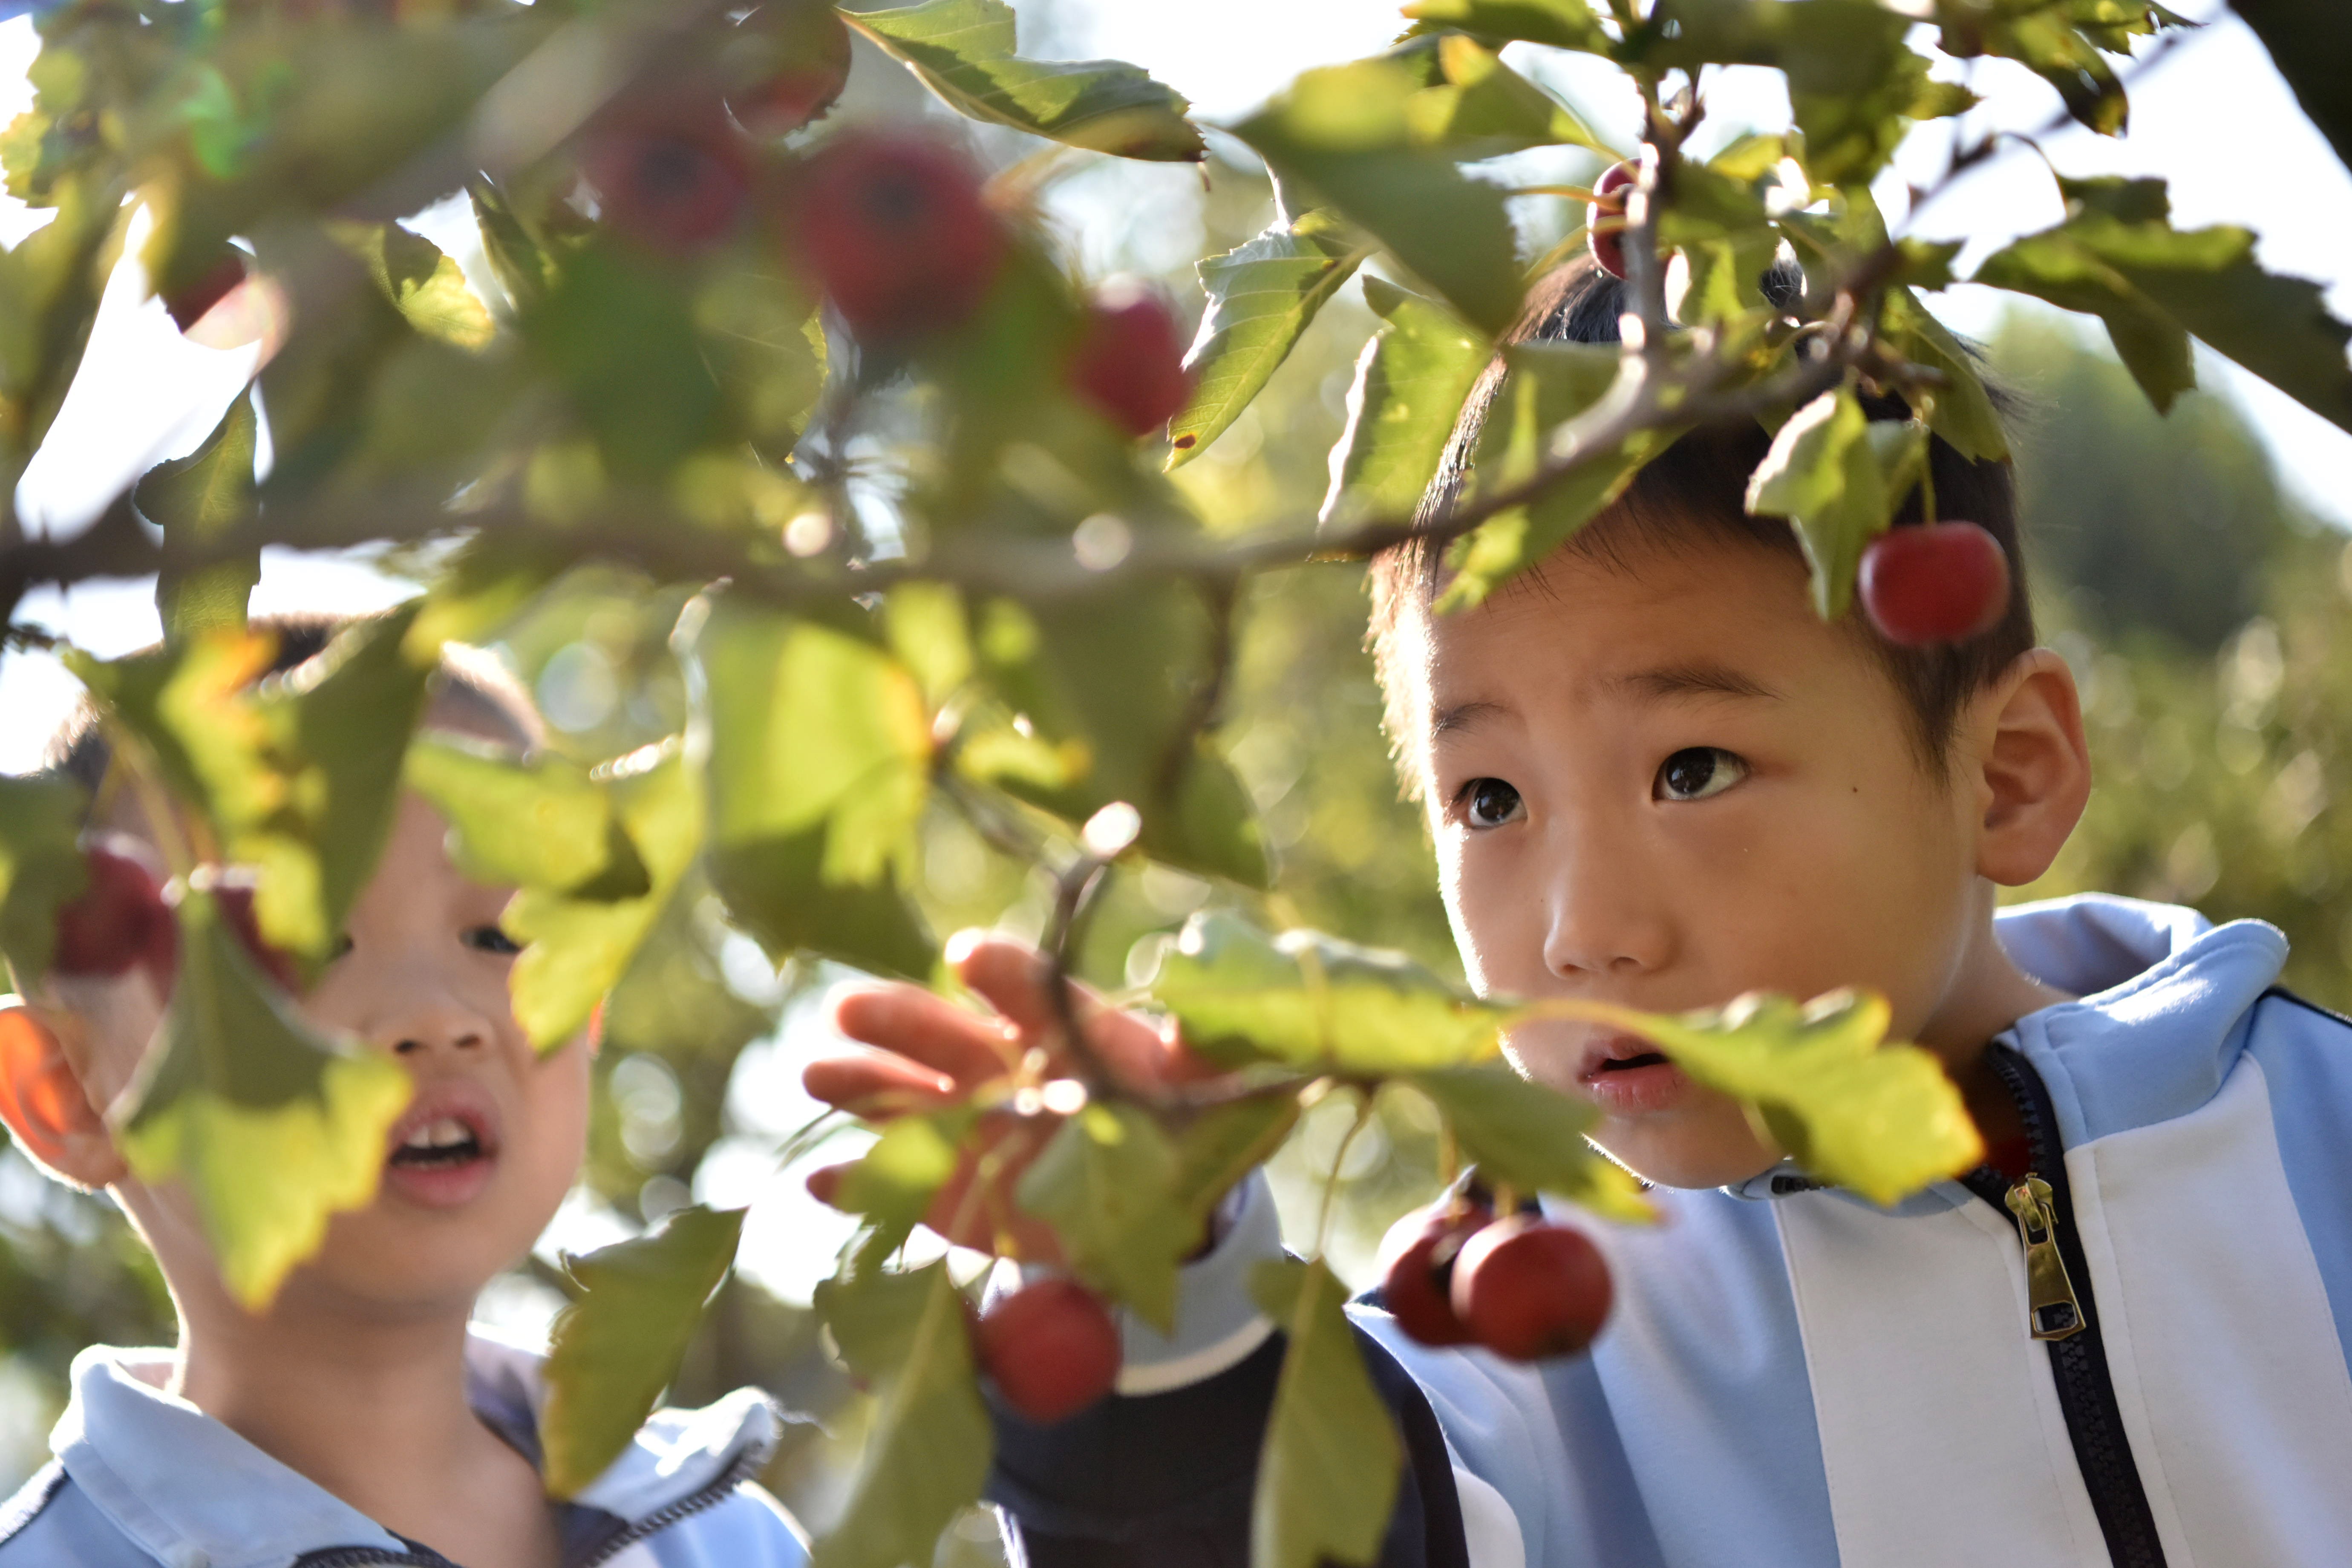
left=5, top=0, right=2350, bottom=1314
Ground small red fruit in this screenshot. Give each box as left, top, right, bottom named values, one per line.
left=727, top=2, right=853, bottom=138
left=1858, top=520, right=2011, bottom=647
left=52, top=844, right=176, bottom=995
left=582, top=104, right=753, bottom=256
left=1378, top=1202, right=1492, bottom=1348
left=1069, top=282, right=1192, bottom=438
left=1450, top=1214, right=1613, bottom=1361
left=974, top=1277, right=1122, bottom=1424
left=164, top=249, right=251, bottom=334
left=1587, top=160, right=1636, bottom=280
left=212, top=882, right=303, bottom=993
left=789, top=131, right=1006, bottom=343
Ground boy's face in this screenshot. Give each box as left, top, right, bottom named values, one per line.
left=1404, top=530, right=1990, bottom=1189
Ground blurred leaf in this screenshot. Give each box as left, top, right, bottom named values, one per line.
left=1744, top=386, right=1925, bottom=619
left=1170, top=208, right=1366, bottom=468
left=884, top=582, right=975, bottom=712
left=812, top=1261, right=993, bottom=1568
left=469, top=178, right=556, bottom=313
left=2231, top=0, right=2352, bottom=173
left=1170, top=1092, right=1302, bottom=1231
left=327, top=220, right=494, bottom=351
left=1408, top=1065, right=1652, bottom=1223
left=1652, top=0, right=1921, bottom=184
left=597, top=868, right=779, bottom=1065
left=526, top=243, right=719, bottom=481
left=542, top=1204, right=745, bottom=1499
left=1231, top=61, right=1522, bottom=337
left=1882, top=286, right=2009, bottom=463
left=1249, top=1257, right=1403, bottom=1568
left=1935, top=4, right=2133, bottom=136
left=1398, top=0, right=1611, bottom=52
left=847, top=0, right=1204, bottom=161
left=695, top=268, right=828, bottom=461
left=0, top=774, right=87, bottom=987
left=829, top=1110, right=971, bottom=1243
left=142, top=395, right=259, bottom=644
left=683, top=597, right=936, bottom=977
left=113, top=888, right=414, bottom=1309
left=1318, top=278, right=1489, bottom=530
left=405, top=735, right=650, bottom=900
left=1594, top=989, right=1983, bottom=1205
left=1017, top=1101, right=1191, bottom=1331
left=1405, top=35, right=1606, bottom=153
left=1149, top=912, right=1504, bottom=1072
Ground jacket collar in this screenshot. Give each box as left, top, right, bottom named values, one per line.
left=52, top=1331, right=780, bottom=1568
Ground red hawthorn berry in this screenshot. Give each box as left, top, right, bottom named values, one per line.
left=1858, top=520, right=2011, bottom=647
left=789, top=130, right=1006, bottom=343
left=1587, top=160, right=1636, bottom=281
left=211, top=882, right=303, bottom=993
left=164, top=249, right=251, bottom=334
left=582, top=104, right=754, bottom=257
left=1450, top=1214, right=1614, bottom=1361
left=1069, top=282, right=1192, bottom=438
left=52, top=843, right=176, bottom=997
left=1378, top=1202, right=1493, bottom=1349
left=975, top=1277, right=1122, bottom=1424
left=727, top=2, right=854, bottom=138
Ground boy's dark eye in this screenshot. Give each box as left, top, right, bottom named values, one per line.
left=1654, top=747, right=1747, bottom=803
left=1462, top=778, right=1525, bottom=829
left=464, top=924, right=522, bottom=957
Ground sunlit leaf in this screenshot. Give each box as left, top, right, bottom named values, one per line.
left=1017, top=1101, right=1191, bottom=1331
left=541, top=1204, right=745, bottom=1499
left=113, top=888, right=414, bottom=1309
left=1147, top=912, right=1505, bottom=1073
left=1404, top=35, right=1606, bottom=154
left=828, top=1110, right=971, bottom=1245
left=1249, top=1258, right=1403, bottom=1568
left=847, top=0, right=1203, bottom=161
left=1744, top=386, right=1925, bottom=619
left=404, top=735, right=651, bottom=900
left=327, top=220, right=494, bottom=351
left=1398, top=0, right=1610, bottom=53
left=1169, top=1092, right=1302, bottom=1231
left=1408, top=1065, right=1651, bottom=1223
left=0, top=774, right=87, bottom=986
left=812, top=1261, right=993, bottom=1568
left=142, top=395, right=259, bottom=643
left=1651, top=0, right=1920, bottom=184
left=1882, top=286, right=2007, bottom=463
left=1318, top=278, right=1490, bottom=531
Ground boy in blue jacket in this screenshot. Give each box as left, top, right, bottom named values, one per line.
left=0, top=618, right=807, bottom=1568
left=813, top=258, right=2352, bottom=1568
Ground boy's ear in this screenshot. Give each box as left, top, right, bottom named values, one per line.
left=0, top=1005, right=129, bottom=1189
left=1970, top=649, right=2092, bottom=887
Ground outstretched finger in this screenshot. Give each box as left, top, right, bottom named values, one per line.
left=802, top=1052, right=959, bottom=1117
left=828, top=980, right=1018, bottom=1089
left=951, top=930, right=1205, bottom=1091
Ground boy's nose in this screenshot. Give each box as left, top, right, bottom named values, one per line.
left=1541, top=837, right=1673, bottom=980
left=359, top=990, right=500, bottom=1059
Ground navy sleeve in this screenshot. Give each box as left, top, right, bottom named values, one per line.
left=985, top=1327, right=1470, bottom=1568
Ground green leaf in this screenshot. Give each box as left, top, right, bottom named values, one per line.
left=1017, top=1101, right=1192, bottom=1332
left=1938, top=7, right=2132, bottom=136
left=1881, top=286, right=2007, bottom=463
left=113, top=888, right=415, bottom=1309
left=812, top=1262, right=993, bottom=1568
left=683, top=596, right=935, bottom=978
left=846, top=0, right=1203, bottom=161
left=526, top=243, right=720, bottom=482
left=1169, top=1092, right=1303, bottom=1232
left=2231, top=0, right=2352, bottom=174
left=1147, top=913, right=1505, bottom=1073
left=1248, top=1258, right=1403, bottom=1568
left=1649, top=0, right=1922, bottom=184
left=404, top=735, right=651, bottom=900
left=1230, top=61, right=1522, bottom=337
left=142, top=395, right=260, bottom=644
left=504, top=740, right=702, bottom=1048
left=1318, top=278, right=1491, bottom=531
left=327, top=220, right=495, bottom=351
left=1589, top=989, right=1983, bottom=1204
left=541, top=1204, right=746, bottom=1499
left=1407, top=1066, right=1651, bottom=1223
left=1744, top=387, right=1925, bottom=620
left=1397, top=0, right=1611, bottom=53
left=1404, top=35, right=1607, bottom=154
left=1169, top=207, right=1366, bottom=468
left=828, top=1110, right=971, bottom=1242
left=0, top=774, right=88, bottom=988
left=696, top=268, right=828, bottom=463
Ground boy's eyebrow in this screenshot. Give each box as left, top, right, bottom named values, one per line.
left=1609, top=663, right=1782, bottom=703
left=1430, top=699, right=1507, bottom=738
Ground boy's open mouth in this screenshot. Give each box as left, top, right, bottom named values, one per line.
left=1576, top=1035, right=1691, bottom=1115
left=389, top=1116, right=484, bottom=1169
left=382, top=1091, right=500, bottom=1208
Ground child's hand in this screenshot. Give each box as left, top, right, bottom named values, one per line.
left=802, top=929, right=1213, bottom=1260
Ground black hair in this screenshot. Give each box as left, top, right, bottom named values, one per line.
left=1368, top=254, right=2035, bottom=793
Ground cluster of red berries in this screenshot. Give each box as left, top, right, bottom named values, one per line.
left=972, top=1276, right=1123, bottom=1424
left=1380, top=1200, right=1613, bottom=1360
left=49, top=842, right=297, bottom=996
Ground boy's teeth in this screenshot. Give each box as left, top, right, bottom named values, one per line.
left=402, top=1117, right=471, bottom=1150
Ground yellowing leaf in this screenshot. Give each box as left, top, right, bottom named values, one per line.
left=327, top=219, right=495, bottom=351
left=1318, top=278, right=1489, bottom=532
left=404, top=735, right=651, bottom=900
left=113, top=889, right=414, bottom=1309
left=1017, top=1101, right=1192, bottom=1332
left=541, top=1204, right=745, bottom=1499
left=1408, top=1066, right=1652, bottom=1224
left=1249, top=1258, right=1403, bottom=1568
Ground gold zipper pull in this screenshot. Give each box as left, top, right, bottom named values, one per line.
left=2005, top=1175, right=2087, bottom=1341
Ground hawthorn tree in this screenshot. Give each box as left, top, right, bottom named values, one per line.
left=3, top=0, right=2350, bottom=1564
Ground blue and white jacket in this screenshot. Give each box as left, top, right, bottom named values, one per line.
left=986, top=895, right=2352, bottom=1568
left=0, top=1332, right=809, bottom=1568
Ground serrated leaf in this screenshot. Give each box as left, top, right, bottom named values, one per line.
left=1148, top=912, right=1504, bottom=1073
left=1016, top=1101, right=1191, bottom=1332
left=113, top=888, right=414, bottom=1309
left=1650, top=0, right=1921, bottom=184
left=1407, top=1065, right=1651, bottom=1223
left=1584, top=989, right=1983, bottom=1204
left=1882, top=287, right=2007, bottom=462
left=1744, top=387, right=1925, bottom=620
left=1942, top=8, right=2130, bottom=136
left=326, top=220, right=494, bottom=351
left=505, top=741, right=702, bottom=1048
left=1248, top=1258, right=1403, bottom=1568
left=1231, top=61, right=1522, bottom=337
left=0, top=774, right=87, bottom=987
left=143, top=395, right=260, bottom=643
left=812, top=1261, right=993, bottom=1568
left=682, top=596, right=935, bottom=978
left=541, top=1204, right=745, bottom=1499
left=846, top=0, right=1202, bottom=161
left=404, top=735, right=650, bottom=900
left=1398, top=0, right=1611, bottom=53
left=1318, top=278, right=1490, bottom=531
left=1169, top=210, right=1366, bottom=468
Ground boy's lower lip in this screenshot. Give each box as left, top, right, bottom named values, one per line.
left=381, top=1153, right=496, bottom=1209
left=1579, top=1058, right=1692, bottom=1115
